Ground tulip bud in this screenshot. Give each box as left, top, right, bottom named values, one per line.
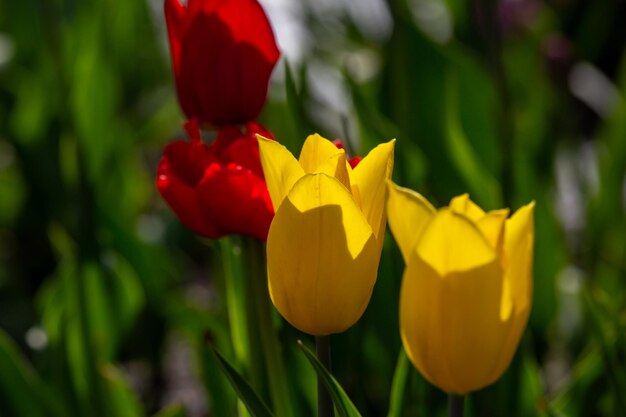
left=387, top=183, right=534, bottom=394
left=157, top=120, right=275, bottom=240
left=258, top=134, right=395, bottom=335
left=165, top=0, right=280, bottom=127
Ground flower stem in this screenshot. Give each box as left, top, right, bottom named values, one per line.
left=220, top=236, right=257, bottom=417
left=245, top=237, right=295, bottom=417
left=316, top=335, right=333, bottom=417
left=220, top=237, right=250, bottom=367
left=448, top=394, right=465, bottom=417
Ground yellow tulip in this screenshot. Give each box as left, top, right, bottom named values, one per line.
left=387, top=182, right=534, bottom=394
left=257, top=134, right=395, bottom=335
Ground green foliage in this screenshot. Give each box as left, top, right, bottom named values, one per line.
left=153, top=404, right=188, bottom=417
left=0, top=329, right=66, bottom=417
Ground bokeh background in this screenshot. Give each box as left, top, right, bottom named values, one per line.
left=0, top=0, right=625, bottom=416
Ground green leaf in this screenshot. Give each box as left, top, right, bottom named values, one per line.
left=210, top=345, right=275, bottom=417
left=152, top=403, right=187, bottom=417
left=100, top=364, right=145, bottom=417
left=387, top=350, right=410, bottom=417
left=549, top=346, right=604, bottom=417
left=519, top=352, right=550, bottom=417
left=444, top=69, right=501, bottom=209
left=0, top=329, right=67, bottom=417
left=583, top=291, right=626, bottom=413
left=297, top=340, right=362, bottom=417
left=199, top=336, right=237, bottom=417
left=284, top=60, right=311, bottom=149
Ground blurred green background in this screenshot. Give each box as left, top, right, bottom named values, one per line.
left=0, top=0, right=625, bottom=416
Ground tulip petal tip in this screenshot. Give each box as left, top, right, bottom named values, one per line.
left=256, top=133, right=272, bottom=143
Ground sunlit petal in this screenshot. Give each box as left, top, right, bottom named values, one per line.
left=392, top=182, right=535, bottom=395
left=257, top=135, right=305, bottom=211
left=449, top=193, right=485, bottom=222
left=266, top=173, right=378, bottom=335
left=503, top=201, right=535, bottom=313
left=299, top=134, right=344, bottom=173
left=486, top=202, right=535, bottom=382
left=415, top=209, right=496, bottom=276
left=351, top=140, right=395, bottom=242
left=401, top=247, right=508, bottom=394
left=476, top=209, right=510, bottom=252
left=386, top=181, right=435, bottom=263
left=316, top=152, right=352, bottom=191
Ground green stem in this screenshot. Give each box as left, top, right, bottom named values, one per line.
left=220, top=237, right=250, bottom=368
left=448, top=394, right=464, bottom=417
left=245, top=238, right=295, bottom=417
left=387, top=350, right=410, bottom=417
left=316, top=335, right=333, bottom=417
left=220, top=236, right=259, bottom=417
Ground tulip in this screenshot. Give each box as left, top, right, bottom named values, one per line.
left=157, top=119, right=275, bottom=240
left=164, top=0, right=280, bottom=127
left=387, top=183, right=534, bottom=394
left=258, top=134, right=395, bottom=335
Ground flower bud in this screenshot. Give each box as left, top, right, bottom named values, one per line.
left=157, top=120, right=275, bottom=240
left=258, top=134, right=395, bottom=335
left=387, top=184, right=535, bottom=394
left=165, top=0, right=280, bottom=127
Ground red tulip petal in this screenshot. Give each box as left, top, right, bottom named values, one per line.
left=215, top=0, right=280, bottom=64
left=172, top=0, right=280, bottom=126
left=212, top=122, right=274, bottom=177
left=349, top=156, right=362, bottom=168
left=197, top=162, right=274, bottom=241
left=156, top=121, right=277, bottom=240
left=164, top=0, right=186, bottom=77
left=161, top=135, right=214, bottom=188
left=246, top=121, right=275, bottom=140
left=210, top=126, right=244, bottom=158
left=157, top=156, right=220, bottom=238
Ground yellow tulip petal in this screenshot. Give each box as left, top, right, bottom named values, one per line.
left=296, top=134, right=351, bottom=190
left=504, top=201, right=535, bottom=313
left=416, top=209, right=496, bottom=276
left=345, top=161, right=361, bottom=209
left=299, top=134, right=343, bottom=173
left=449, top=194, right=485, bottom=222
left=386, top=181, right=436, bottom=263
left=316, top=151, right=351, bottom=191
left=266, top=173, right=379, bottom=335
left=488, top=201, right=535, bottom=382
left=257, top=135, right=305, bottom=211
left=401, top=233, right=508, bottom=394
left=477, top=208, right=511, bottom=319
left=476, top=208, right=510, bottom=251
left=351, top=140, right=395, bottom=242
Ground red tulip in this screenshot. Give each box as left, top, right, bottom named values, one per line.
left=157, top=119, right=275, bottom=240
left=165, top=0, right=280, bottom=127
